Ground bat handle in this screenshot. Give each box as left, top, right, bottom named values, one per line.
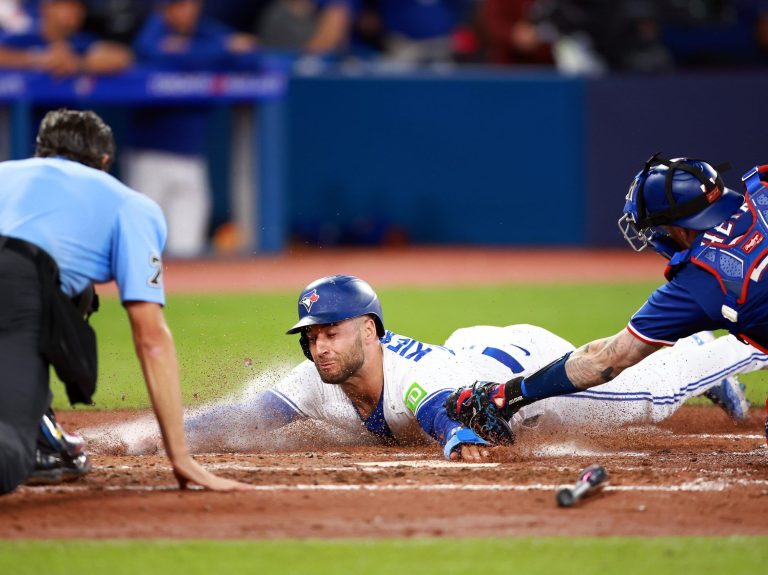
left=556, top=487, right=575, bottom=507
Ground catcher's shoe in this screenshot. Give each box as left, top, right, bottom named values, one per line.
left=25, top=410, right=91, bottom=486
left=704, top=375, right=751, bottom=423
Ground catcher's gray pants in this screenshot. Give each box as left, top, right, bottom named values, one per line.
left=0, top=248, right=49, bottom=495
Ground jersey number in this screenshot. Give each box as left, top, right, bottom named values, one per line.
left=147, top=254, right=162, bottom=288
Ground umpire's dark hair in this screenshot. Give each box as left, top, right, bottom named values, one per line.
left=34, top=108, right=115, bottom=171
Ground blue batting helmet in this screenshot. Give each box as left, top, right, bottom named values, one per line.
left=286, top=275, right=385, bottom=360
left=618, top=154, right=744, bottom=256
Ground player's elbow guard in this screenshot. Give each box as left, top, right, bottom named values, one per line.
left=443, top=426, right=488, bottom=460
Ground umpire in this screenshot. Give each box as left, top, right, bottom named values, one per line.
left=0, top=108, right=252, bottom=494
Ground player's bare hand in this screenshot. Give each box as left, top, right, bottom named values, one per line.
left=37, top=42, right=81, bottom=76
left=450, top=443, right=491, bottom=462
left=172, top=455, right=256, bottom=491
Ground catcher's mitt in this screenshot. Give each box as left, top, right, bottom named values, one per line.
left=444, top=381, right=516, bottom=444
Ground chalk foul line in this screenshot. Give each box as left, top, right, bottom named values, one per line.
left=20, top=477, right=768, bottom=495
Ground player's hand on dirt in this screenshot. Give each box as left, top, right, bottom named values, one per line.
left=450, top=443, right=491, bottom=462
left=172, top=455, right=256, bottom=491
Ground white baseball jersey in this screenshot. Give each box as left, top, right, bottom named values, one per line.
left=269, top=325, right=574, bottom=443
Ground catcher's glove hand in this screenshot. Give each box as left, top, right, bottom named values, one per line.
left=444, top=380, right=517, bottom=445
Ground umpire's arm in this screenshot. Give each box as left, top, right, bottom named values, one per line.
left=126, top=301, right=254, bottom=491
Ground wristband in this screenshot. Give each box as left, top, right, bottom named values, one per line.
left=443, top=426, right=488, bottom=460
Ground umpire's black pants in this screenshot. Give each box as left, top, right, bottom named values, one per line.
left=0, top=248, right=49, bottom=494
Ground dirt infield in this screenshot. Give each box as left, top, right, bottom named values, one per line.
left=1, top=248, right=766, bottom=539
left=1, top=407, right=767, bottom=539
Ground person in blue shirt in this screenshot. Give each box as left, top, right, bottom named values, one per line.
left=446, top=155, right=768, bottom=442
left=0, top=0, right=132, bottom=76
left=124, top=0, right=257, bottom=257
left=256, top=0, right=355, bottom=55
left=0, top=108, right=253, bottom=494
left=378, top=0, right=471, bottom=63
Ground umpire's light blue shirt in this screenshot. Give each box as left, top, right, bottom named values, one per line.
left=0, top=157, right=167, bottom=304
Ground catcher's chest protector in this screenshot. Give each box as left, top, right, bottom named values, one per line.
left=666, top=166, right=768, bottom=344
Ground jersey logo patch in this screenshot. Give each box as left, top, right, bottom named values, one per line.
left=300, top=289, right=319, bottom=312
left=404, top=382, right=428, bottom=413
left=147, top=254, right=163, bottom=289
left=743, top=231, right=764, bottom=254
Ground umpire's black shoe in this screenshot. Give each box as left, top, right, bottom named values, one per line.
left=24, top=410, right=92, bottom=486
left=26, top=449, right=65, bottom=485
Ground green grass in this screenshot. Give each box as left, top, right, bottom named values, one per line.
left=52, top=281, right=768, bottom=409
left=1, top=537, right=767, bottom=575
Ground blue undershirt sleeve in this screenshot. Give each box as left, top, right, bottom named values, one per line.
left=415, top=390, right=487, bottom=459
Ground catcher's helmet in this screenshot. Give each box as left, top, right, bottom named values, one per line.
left=618, top=154, right=744, bottom=256
left=286, top=275, right=385, bottom=360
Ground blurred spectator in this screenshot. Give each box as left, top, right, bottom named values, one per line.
left=531, top=0, right=673, bottom=75
left=757, top=0, right=768, bottom=63
left=480, top=0, right=553, bottom=66
left=378, top=0, right=473, bottom=64
left=134, top=0, right=256, bottom=70
left=662, top=0, right=767, bottom=68
left=0, top=0, right=133, bottom=76
left=125, top=0, right=257, bottom=257
left=0, top=0, right=32, bottom=34
left=81, top=0, right=153, bottom=46
left=351, top=0, right=385, bottom=55
left=256, top=0, right=355, bottom=55
left=203, top=0, right=269, bottom=35
left=533, top=0, right=673, bottom=74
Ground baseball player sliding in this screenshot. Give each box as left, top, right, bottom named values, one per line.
left=100, top=275, right=766, bottom=461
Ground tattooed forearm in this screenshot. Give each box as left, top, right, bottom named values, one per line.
left=565, top=329, right=660, bottom=390
left=566, top=352, right=614, bottom=389
left=575, top=336, right=612, bottom=355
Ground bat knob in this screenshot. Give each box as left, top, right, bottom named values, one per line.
left=556, top=487, right=575, bottom=508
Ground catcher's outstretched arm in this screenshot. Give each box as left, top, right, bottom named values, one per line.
left=566, top=328, right=661, bottom=389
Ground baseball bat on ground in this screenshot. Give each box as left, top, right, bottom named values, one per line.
left=556, top=464, right=608, bottom=508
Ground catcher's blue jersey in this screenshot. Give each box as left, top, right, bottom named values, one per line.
left=0, top=157, right=167, bottom=303
left=629, top=266, right=738, bottom=344
left=630, top=165, right=768, bottom=351
left=629, top=215, right=768, bottom=351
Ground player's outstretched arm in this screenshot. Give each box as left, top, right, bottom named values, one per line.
left=126, top=301, right=255, bottom=491
left=566, top=329, right=660, bottom=389
left=184, top=390, right=304, bottom=452
left=413, top=390, right=491, bottom=461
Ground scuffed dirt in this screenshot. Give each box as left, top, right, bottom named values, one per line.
left=1, top=406, right=766, bottom=539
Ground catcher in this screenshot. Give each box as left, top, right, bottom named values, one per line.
left=446, top=156, right=768, bottom=445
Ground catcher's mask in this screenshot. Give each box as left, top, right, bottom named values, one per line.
left=618, top=154, right=744, bottom=257
left=286, top=275, right=385, bottom=361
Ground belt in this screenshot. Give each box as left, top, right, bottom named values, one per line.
left=0, top=235, right=46, bottom=262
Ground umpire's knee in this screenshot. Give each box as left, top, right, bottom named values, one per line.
left=0, top=422, right=35, bottom=495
